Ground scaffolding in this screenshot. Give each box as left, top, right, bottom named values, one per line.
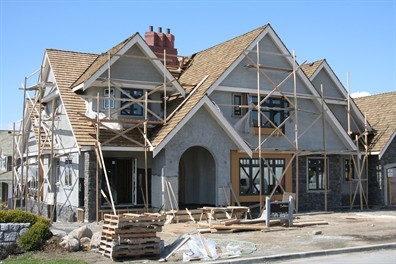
left=11, top=45, right=187, bottom=222
left=221, top=43, right=369, bottom=212
left=12, top=34, right=369, bottom=223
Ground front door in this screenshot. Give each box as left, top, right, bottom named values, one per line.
left=103, top=158, right=138, bottom=205
left=387, top=167, right=396, bottom=205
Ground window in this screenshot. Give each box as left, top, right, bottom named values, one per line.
left=55, top=160, right=60, bottom=184
left=344, top=158, right=355, bottom=181
left=239, top=158, right=285, bottom=195
left=121, top=89, right=143, bottom=116
left=0, top=155, right=6, bottom=171
left=104, top=88, right=115, bottom=109
left=250, top=96, right=289, bottom=129
left=376, top=164, right=382, bottom=190
left=64, top=159, right=73, bottom=187
left=233, top=94, right=242, bottom=116
left=307, top=158, right=328, bottom=191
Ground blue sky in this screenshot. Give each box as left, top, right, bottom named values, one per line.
left=0, top=0, right=395, bottom=130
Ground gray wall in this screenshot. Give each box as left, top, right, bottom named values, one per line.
left=151, top=106, right=238, bottom=210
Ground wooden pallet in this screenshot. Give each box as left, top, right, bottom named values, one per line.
left=98, top=213, right=165, bottom=260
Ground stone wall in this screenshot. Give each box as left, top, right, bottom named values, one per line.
left=0, top=223, right=30, bottom=245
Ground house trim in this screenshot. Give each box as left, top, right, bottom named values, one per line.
left=152, top=95, right=252, bottom=157
left=309, top=61, right=372, bottom=133
left=73, top=35, right=185, bottom=97
left=379, top=131, right=396, bottom=160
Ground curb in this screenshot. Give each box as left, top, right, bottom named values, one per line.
left=206, top=242, right=396, bottom=263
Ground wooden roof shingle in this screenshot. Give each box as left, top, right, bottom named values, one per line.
left=150, top=25, right=269, bottom=147
left=354, top=91, right=396, bottom=153
left=300, top=59, right=324, bottom=78
left=46, top=49, right=99, bottom=146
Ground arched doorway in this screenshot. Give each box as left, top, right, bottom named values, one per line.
left=179, top=146, right=216, bottom=207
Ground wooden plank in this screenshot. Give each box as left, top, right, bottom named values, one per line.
left=221, top=219, right=241, bottom=226
left=100, top=236, right=160, bottom=245
left=292, top=220, right=328, bottom=227
left=211, top=224, right=269, bottom=231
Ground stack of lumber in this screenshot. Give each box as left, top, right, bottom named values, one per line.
left=98, top=213, right=165, bottom=261
left=197, top=218, right=328, bottom=233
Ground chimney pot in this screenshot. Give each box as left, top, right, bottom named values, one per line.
left=166, top=28, right=171, bottom=34
left=158, top=27, right=162, bottom=33
left=149, top=25, right=153, bottom=32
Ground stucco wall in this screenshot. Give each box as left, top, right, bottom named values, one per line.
left=151, top=106, right=238, bottom=210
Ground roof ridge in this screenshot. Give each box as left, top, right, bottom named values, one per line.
left=46, top=48, right=98, bottom=56
left=192, top=24, right=269, bottom=55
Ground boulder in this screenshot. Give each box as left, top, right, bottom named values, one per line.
left=59, top=237, right=80, bottom=252
left=90, top=231, right=102, bottom=249
left=68, top=225, right=93, bottom=240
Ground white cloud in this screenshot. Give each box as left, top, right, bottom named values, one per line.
left=351, top=91, right=371, bottom=98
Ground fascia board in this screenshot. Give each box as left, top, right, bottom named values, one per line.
left=135, top=37, right=185, bottom=97
left=152, top=95, right=252, bottom=158
left=316, top=62, right=372, bottom=132
left=80, top=35, right=185, bottom=97
left=206, top=27, right=273, bottom=96
left=72, top=83, right=84, bottom=92
left=80, top=35, right=142, bottom=92
left=201, top=96, right=252, bottom=157
left=379, top=131, right=396, bottom=160
left=152, top=98, right=206, bottom=157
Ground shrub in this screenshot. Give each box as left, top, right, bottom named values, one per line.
left=0, top=210, right=52, bottom=252
left=18, top=219, right=52, bottom=251
left=0, top=210, right=37, bottom=224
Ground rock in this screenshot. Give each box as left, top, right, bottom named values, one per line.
left=59, top=237, right=80, bottom=252
left=80, top=237, right=91, bottom=251
left=68, top=225, right=93, bottom=240
left=312, top=230, right=322, bottom=235
left=90, top=231, right=102, bottom=249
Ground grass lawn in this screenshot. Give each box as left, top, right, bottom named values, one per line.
left=3, top=253, right=87, bottom=264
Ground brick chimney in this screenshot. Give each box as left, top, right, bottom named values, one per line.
left=145, top=26, right=178, bottom=67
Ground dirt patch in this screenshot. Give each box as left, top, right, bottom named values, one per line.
left=7, top=210, right=396, bottom=263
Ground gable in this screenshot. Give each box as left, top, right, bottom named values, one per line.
left=219, top=33, right=313, bottom=95
left=77, top=34, right=185, bottom=96
left=304, top=60, right=371, bottom=135
left=101, top=45, right=164, bottom=83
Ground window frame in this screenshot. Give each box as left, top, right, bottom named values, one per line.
left=239, top=157, right=285, bottom=196
left=249, top=95, right=289, bottom=130
left=0, top=155, right=7, bottom=171
left=232, top=93, right=242, bottom=117
left=103, top=88, right=115, bottom=109
left=121, top=88, right=144, bottom=116
left=64, top=159, right=73, bottom=187
left=344, top=157, right=356, bottom=182
left=307, top=157, right=329, bottom=191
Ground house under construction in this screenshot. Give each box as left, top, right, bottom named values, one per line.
left=10, top=24, right=382, bottom=223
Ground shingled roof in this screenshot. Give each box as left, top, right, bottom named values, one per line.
left=46, top=49, right=99, bottom=146
left=300, top=59, right=324, bottom=78
left=354, top=91, right=396, bottom=154
left=150, top=25, right=269, bottom=147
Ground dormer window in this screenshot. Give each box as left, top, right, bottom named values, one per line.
left=121, top=89, right=143, bottom=116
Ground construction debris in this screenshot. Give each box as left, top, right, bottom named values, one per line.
left=98, top=213, right=165, bottom=261
left=160, top=233, right=256, bottom=262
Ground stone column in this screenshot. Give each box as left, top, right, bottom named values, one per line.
left=84, top=151, right=97, bottom=222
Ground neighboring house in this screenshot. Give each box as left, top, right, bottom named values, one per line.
left=354, top=92, right=396, bottom=206
left=13, top=24, right=371, bottom=222
left=0, top=130, right=14, bottom=204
